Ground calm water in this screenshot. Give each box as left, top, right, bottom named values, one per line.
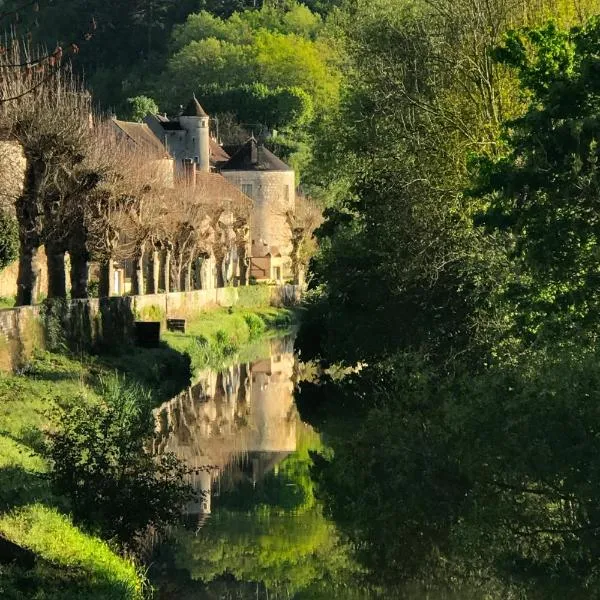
left=150, top=336, right=481, bottom=599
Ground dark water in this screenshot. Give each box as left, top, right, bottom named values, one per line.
left=150, top=336, right=481, bottom=599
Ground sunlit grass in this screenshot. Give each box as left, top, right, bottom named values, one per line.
left=0, top=504, right=144, bottom=599
left=163, top=306, right=295, bottom=372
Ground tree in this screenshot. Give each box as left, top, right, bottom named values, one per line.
left=45, top=375, right=195, bottom=548
left=126, top=95, right=159, bottom=122
left=0, top=57, right=94, bottom=304
left=285, top=194, right=322, bottom=285
left=472, top=17, right=600, bottom=340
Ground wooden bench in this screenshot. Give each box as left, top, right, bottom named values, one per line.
left=166, top=318, right=186, bottom=333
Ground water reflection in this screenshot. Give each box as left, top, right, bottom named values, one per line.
left=151, top=336, right=492, bottom=599
left=153, top=336, right=297, bottom=518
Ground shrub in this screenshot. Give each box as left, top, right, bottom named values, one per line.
left=44, top=376, right=195, bottom=549
left=0, top=210, right=18, bottom=270
left=243, top=311, right=266, bottom=339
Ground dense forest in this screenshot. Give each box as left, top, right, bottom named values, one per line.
left=3, top=0, right=600, bottom=598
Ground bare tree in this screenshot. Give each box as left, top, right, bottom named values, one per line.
left=285, top=195, right=322, bottom=286
left=0, top=53, right=94, bottom=303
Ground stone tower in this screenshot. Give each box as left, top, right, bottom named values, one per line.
left=178, top=95, right=210, bottom=173
left=220, top=137, right=295, bottom=259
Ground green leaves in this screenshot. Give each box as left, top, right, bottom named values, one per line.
left=473, top=16, right=600, bottom=338
left=44, top=376, right=195, bottom=548
left=0, top=210, right=18, bottom=270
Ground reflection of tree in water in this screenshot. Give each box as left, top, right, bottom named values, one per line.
left=155, top=511, right=367, bottom=600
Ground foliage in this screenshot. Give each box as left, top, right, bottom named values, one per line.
left=0, top=210, right=18, bottom=270
left=44, top=376, right=195, bottom=547
left=194, top=83, right=313, bottom=129
left=471, top=17, right=600, bottom=340
left=126, top=95, right=159, bottom=122
left=164, top=6, right=340, bottom=110
left=297, top=1, right=600, bottom=597
left=0, top=504, right=145, bottom=600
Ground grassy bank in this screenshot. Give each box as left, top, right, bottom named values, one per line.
left=163, top=306, right=294, bottom=373
left=0, top=304, right=294, bottom=598
left=0, top=353, right=144, bottom=599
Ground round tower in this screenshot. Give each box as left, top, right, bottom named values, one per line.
left=220, top=138, right=295, bottom=269
left=179, top=95, right=210, bottom=172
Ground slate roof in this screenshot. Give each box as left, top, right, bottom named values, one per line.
left=112, top=119, right=169, bottom=157
left=220, top=137, right=291, bottom=172
left=182, top=95, right=209, bottom=118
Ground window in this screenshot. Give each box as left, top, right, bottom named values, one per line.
left=273, top=266, right=281, bottom=281
left=242, top=183, right=253, bottom=198
left=283, top=185, right=290, bottom=203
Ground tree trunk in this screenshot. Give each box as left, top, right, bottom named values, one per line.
left=150, top=249, right=160, bottom=294
left=184, top=261, right=193, bottom=291
left=69, top=252, right=89, bottom=299
left=132, top=243, right=145, bottom=296
left=16, top=244, right=41, bottom=306
left=99, top=259, right=114, bottom=298
left=46, top=242, right=67, bottom=299
left=171, top=258, right=182, bottom=293
left=238, top=244, right=249, bottom=286
left=15, top=158, right=44, bottom=306
left=163, top=248, right=171, bottom=293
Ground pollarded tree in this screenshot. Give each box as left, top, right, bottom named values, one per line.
left=0, top=47, right=94, bottom=303
left=285, top=194, right=322, bottom=286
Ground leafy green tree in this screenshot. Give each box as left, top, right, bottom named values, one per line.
left=297, top=2, right=600, bottom=598
left=44, top=376, right=195, bottom=548
left=126, top=95, right=159, bottom=122
left=472, top=17, right=600, bottom=340
left=163, top=3, right=339, bottom=112
left=0, top=210, right=18, bottom=270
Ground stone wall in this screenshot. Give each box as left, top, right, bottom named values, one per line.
left=0, top=285, right=300, bottom=372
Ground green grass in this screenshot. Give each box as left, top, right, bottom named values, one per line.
left=0, top=352, right=145, bottom=599
left=163, top=306, right=295, bottom=373
left=0, top=505, right=144, bottom=600
left=0, top=296, right=16, bottom=310
left=0, top=303, right=296, bottom=598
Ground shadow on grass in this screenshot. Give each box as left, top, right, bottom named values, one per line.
left=95, top=341, right=192, bottom=404
left=0, top=467, right=53, bottom=514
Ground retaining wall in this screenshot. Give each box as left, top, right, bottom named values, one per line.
left=0, top=285, right=300, bottom=373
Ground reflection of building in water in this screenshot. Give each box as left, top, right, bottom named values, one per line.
left=153, top=336, right=296, bottom=517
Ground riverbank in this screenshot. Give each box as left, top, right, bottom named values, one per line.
left=0, top=304, right=295, bottom=599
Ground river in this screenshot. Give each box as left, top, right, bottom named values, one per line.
left=149, top=335, right=484, bottom=599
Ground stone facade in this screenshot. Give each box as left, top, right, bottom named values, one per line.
left=219, top=169, right=295, bottom=257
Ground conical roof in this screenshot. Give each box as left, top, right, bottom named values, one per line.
left=182, top=95, right=208, bottom=118
left=220, top=137, right=291, bottom=172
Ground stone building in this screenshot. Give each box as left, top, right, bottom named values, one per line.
left=139, top=95, right=296, bottom=283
